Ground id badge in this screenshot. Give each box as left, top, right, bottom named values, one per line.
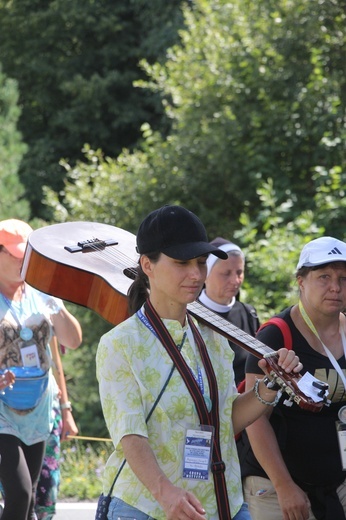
left=183, top=425, right=214, bottom=481
left=336, top=421, right=346, bottom=470
left=20, top=344, right=40, bottom=367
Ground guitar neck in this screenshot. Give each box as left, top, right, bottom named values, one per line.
left=188, top=301, right=272, bottom=359
left=189, top=301, right=327, bottom=413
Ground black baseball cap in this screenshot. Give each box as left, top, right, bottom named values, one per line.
left=136, top=205, right=228, bottom=261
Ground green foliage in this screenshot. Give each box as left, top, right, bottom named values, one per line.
left=234, top=180, right=326, bottom=320
left=60, top=304, right=112, bottom=439
left=312, top=165, right=346, bottom=238
left=0, top=0, right=186, bottom=219
left=60, top=440, right=113, bottom=499
left=44, top=134, right=185, bottom=232
left=0, top=65, right=29, bottom=220
left=138, top=0, right=346, bottom=234
left=47, top=0, right=346, bottom=240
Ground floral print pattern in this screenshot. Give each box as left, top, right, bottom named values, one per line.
left=96, top=309, right=243, bottom=519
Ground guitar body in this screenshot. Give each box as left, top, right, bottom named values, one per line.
left=22, top=221, right=325, bottom=412
left=22, top=221, right=137, bottom=325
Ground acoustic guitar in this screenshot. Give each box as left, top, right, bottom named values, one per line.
left=21, top=221, right=326, bottom=412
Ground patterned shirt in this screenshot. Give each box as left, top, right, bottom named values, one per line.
left=96, top=308, right=243, bottom=519
left=0, top=285, right=55, bottom=445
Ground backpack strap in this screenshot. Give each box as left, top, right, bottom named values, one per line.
left=236, top=379, right=246, bottom=394
left=240, top=302, right=260, bottom=336
left=257, top=317, right=292, bottom=351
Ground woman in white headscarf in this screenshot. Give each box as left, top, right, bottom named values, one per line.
left=198, top=237, right=260, bottom=385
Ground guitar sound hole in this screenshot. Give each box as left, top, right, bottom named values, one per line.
left=123, top=267, right=137, bottom=280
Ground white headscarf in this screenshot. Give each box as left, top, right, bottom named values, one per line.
left=206, top=242, right=243, bottom=275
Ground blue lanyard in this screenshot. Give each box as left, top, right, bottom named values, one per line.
left=137, top=307, right=159, bottom=339
left=193, top=364, right=205, bottom=396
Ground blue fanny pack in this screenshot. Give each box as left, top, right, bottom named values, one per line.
left=0, top=366, right=49, bottom=411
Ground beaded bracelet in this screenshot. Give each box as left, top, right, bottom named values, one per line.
left=253, top=378, right=280, bottom=407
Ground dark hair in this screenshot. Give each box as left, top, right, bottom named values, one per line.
left=296, top=262, right=344, bottom=278
left=127, top=252, right=161, bottom=315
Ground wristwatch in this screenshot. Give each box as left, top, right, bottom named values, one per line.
left=60, top=401, right=72, bottom=412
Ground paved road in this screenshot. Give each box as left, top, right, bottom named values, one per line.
left=0, top=501, right=97, bottom=519
left=55, top=501, right=97, bottom=520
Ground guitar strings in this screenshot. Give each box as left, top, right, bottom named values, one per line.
left=71, top=234, right=309, bottom=405
left=190, top=302, right=274, bottom=357
left=84, top=238, right=138, bottom=269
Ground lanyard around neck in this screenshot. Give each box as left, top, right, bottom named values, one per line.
left=299, top=300, right=346, bottom=389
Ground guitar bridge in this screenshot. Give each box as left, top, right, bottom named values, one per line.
left=64, top=238, right=118, bottom=253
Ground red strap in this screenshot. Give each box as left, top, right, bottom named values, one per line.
left=237, top=379, right=246, bottom=393
left=235, top=317, right=293, bottom=442
left=236, top=317, right=292, bottom=395
left=257, top=317, right=292, bottom=350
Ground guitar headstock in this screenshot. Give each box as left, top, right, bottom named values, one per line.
left=264, top=353, right=327, bottom=412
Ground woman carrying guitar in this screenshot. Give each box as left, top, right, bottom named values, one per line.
left=96, top=204, right=302, bottom=520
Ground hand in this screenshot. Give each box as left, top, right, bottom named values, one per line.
left=276, top=480, right=310, bottom=520
left=159, top=484, right=206, bottom=520
left=61, top=412, right=79, bottom=441
left=39, top=293, right=64, bottom=314
left=0, top=370, right=15, bottom=390
left=258, top=348, right=303, bottom=377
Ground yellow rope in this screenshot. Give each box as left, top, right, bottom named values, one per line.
left=67, top=435, right=112, bottom=442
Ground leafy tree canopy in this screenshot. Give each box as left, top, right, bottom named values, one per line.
left=49, top=0, right=345, bottom=238
left=0, top=65, right=29, bottom=220
left=133, top=0, right=346, bottom=234
left=0, top=0, right=186, bottom=219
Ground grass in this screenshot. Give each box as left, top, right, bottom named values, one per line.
left=59, top=440, right=113, bottom=500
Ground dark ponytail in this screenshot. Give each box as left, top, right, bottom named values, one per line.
left=127, top=252, right=161, bottom=315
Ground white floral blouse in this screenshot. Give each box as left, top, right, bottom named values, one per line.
left=96, top=307, right=243, bottom=519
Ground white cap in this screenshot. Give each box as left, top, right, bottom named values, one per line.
left=297, top=236, right=346, bottom=269
left=206, top=242, right=243, bottom=275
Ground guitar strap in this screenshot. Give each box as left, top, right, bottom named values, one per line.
left=144, top=299, right=232, bottom=520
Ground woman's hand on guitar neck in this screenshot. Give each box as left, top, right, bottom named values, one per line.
left=258, top=348, right=303, bottom=376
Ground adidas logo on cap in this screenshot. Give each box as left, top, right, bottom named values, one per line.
left=328, top=247, right=342, bottom=256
